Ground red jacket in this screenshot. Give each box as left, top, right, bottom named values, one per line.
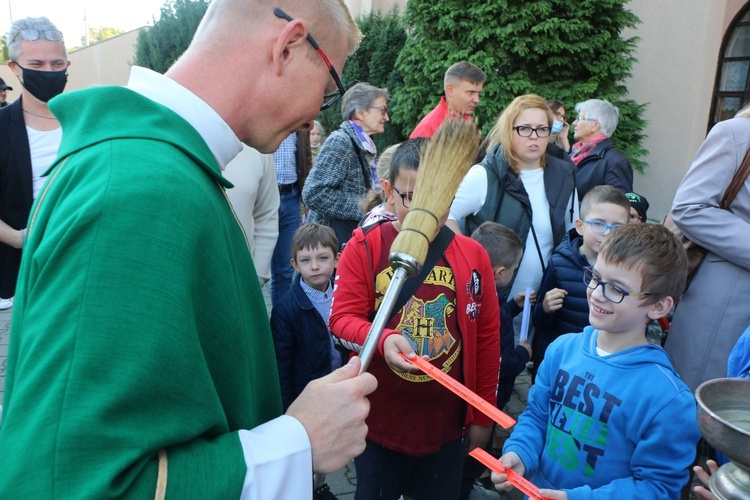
left=330, top=222, right=500, bottom=428
left=409, top=96, right=450, bottom=139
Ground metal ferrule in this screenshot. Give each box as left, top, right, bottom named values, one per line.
left=358, top=267, right=409, bottom=374
left=388, top=252, right=421, bottom=277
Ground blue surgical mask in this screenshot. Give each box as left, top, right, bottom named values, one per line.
left=551, top=120, right=564, bottom=134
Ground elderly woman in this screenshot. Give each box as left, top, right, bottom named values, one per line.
left=302, top=83, right=389, bottom=246
left=448, top=94, right=578, bottom=299
left=570, top=99, right=633, bottom=200
left=665, top=104, right=750, bottom=393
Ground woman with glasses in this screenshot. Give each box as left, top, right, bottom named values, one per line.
left=545, top=99, right=572, bottom=159
left=570, top=99, right=633, bottom=200
left=302, top=82, right=389, bottom=248
left=448, top=94, right=578, bottom=301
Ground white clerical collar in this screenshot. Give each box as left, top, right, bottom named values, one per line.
left=126, top=66, right=242, bottom=170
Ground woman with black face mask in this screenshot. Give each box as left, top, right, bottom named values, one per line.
left=0, top=16, right=69, bottom=310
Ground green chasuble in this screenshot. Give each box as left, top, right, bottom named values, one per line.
left=0, top=87, right=283, bottom=498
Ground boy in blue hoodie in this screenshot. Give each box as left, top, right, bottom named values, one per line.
left=531, top=186, right=630, bottom=376
left=493, top=223, right=701, bottom=499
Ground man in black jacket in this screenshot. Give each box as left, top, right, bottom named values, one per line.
left=0, top=16, right=69, bottom=310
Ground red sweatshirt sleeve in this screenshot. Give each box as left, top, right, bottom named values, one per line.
left=329, top=228, right=400, bottom=356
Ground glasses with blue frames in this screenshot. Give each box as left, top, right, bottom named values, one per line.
left=581, top=219, right=623, bottom=234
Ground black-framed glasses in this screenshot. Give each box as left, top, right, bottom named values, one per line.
left=369, top=105, right=388, bottom=116
left=554, top=110, right=566, bottom=121
left=583, top=267, right=655, bottom=304
left=273, top=8, right=347, bottom=111
left=514, top=125, right=551, bottom=138
left=391, top=185, right=413, bottom=208
left=16, top=29, right=64, bottom=43
left=581, top=219, right=623, bottom=234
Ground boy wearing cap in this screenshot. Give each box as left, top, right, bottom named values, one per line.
left=625, top=192, right=649, bottom=223
left=0, top=78, right=13, bottom=108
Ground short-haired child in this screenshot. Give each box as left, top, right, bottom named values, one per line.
left=329, top=138, right=500, bottom=499
left=531, top=186, right=630, bottom=374
left=460, top=222, right=532, bottom=498
left=493, top=223, right=701, bottom=498
left=270, top=223, right=342, bottom=498
left=625, top=192, right=649, bottom=223
left=270, top=222, right=342, bottom=411
left=471, top=222, right=533, bottom=410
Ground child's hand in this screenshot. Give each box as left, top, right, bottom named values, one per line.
left=538, top=489, right=567, bottom=499
left=514, top=290, right=538, bottom=308
left=383, top=334, right=429, bottom=373
left=464, top=424, right=492, bottom=454
left=542, top=288, right=567, bottom=313
left=693, top=460, right=718, bottom=499
left=519, top=338, right=532, bottom=356
left=491, top=452, right=525, bottom=492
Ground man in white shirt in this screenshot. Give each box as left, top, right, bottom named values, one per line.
left=0, top=16, right=69, bottom=310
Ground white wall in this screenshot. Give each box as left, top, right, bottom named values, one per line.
left=625, top=0, right=744, bottom=220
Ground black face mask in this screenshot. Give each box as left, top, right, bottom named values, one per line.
left=15, top=63, right=67, bottom=103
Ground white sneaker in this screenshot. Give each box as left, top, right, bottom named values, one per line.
left=0, top=297, right=13, bottom=310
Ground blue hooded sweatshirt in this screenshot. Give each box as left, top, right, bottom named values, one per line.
left=504, top=326, right=700, bottom=500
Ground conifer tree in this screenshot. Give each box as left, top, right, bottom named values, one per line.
left=319, top=6, right=407, bottom=152
left=134, top=0, right=210, bottom=74
left=393, top=0, right=648, bottom=170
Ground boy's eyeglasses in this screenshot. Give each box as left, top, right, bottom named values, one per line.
left=16, top=29, right=64, bottom=43
left=514, top=125, right=551, bottom=138
left=581, top=219, right=623, bottom=234
left=369, top=105, right=388, bottom=116
left=273, top=8, right=346, bottom=111
left=583, top=267, right=655, bottom=304
left=391, top=185, right=414, bottom=208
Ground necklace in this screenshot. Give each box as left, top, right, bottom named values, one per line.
left=23, top=108, right=56, bottom=120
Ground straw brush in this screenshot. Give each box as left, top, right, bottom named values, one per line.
left=358, top=119, right=480, bottom=374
